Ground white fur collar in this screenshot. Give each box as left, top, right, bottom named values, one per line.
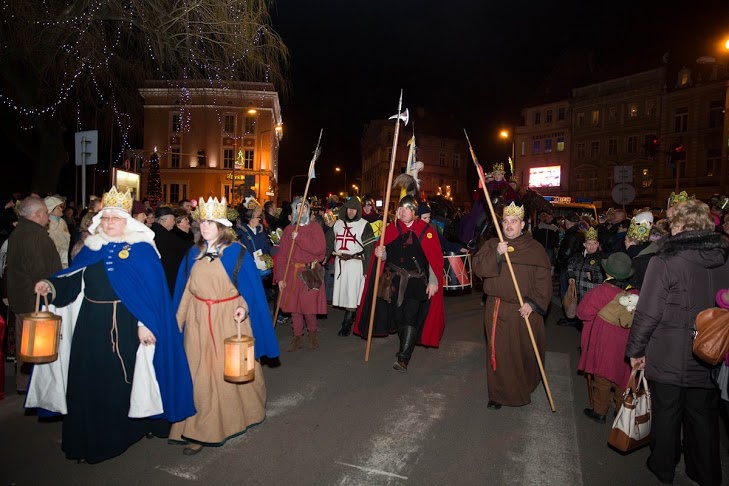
left=85, top=227, right=159, bottom=256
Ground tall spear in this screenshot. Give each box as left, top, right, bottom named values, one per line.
left=464, top=129, right=556, bottom=412
left=273, top=129, right=323, bottom=327
left=364, top=91, right=409, bottom=361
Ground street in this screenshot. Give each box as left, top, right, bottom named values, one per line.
left=2, top=289, right=728, bottom=485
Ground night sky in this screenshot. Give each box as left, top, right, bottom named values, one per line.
left=270, top=1, right=729, bottom=200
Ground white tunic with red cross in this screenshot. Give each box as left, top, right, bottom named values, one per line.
left=332, top=218, right=369, bottom=308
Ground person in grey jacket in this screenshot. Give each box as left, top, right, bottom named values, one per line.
left=6, top=196, right=62, bottom=393
left=626, top=199, right=729, bottom=486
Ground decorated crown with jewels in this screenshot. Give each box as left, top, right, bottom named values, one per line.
left=668, top=190, right=693, bottom=207
left=584, top=226, right=598, bottom=241
left=626, top=217, right=651, bottom=243
left=492, top=162, right=505, bottom=173
left=101, top=186, right=133, bottom=213
left=196, top=196, right=228, bottom=221
left=503, top=201, right=524, bottom=220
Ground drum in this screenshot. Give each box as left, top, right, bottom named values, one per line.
left=443, top=252, right=472, bottom=290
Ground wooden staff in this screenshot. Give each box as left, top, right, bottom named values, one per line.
left=365, top=91, right=408, bottom=361
left=464, top=129, right=556, bottom=412
left=273, top=129, right=323, bottom=327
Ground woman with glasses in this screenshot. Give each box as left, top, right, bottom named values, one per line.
left=26, top=187, right=195, bottom=464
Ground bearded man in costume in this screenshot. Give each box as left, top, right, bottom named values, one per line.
left=353, top=195, right=445, bottom=371
left=332, top=196, right=375, bottom=337
left=472, top=202, right=551, bottom=409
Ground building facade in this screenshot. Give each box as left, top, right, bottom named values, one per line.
left=515, top=63, right=728, bottom=210
left=138, top=81, right=283, bottom=206
left=360, top=110, right=470, bottom=209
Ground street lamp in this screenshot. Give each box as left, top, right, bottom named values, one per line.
left=351, top=184, right=359, bottom=196
left=499, top=130, right=515, bottom=162
left=335, top=166, right=347, bottom=197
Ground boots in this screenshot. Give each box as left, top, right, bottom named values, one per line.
left=337, top=310, right=355, bottom=337
left=308, top=330, right=319, bottom=349
left=286, top=335, right=303, bottom=352
left=393, top=326, right=418, bottom=372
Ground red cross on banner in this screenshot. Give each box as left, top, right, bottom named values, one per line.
left=335, top=227, right=358, bottom=251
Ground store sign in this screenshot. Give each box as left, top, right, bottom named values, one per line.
left=528, top=166, right=561, bottom=187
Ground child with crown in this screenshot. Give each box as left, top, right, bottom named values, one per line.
left=472, top=201, right=552, bottom=410
left=26, top=186, right=195, bottom=464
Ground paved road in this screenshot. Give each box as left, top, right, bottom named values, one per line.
left=2, top=290, right=727, bottom=485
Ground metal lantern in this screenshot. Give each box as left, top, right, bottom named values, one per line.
left=224, top=315, right=255, bottom=383
left=20, top=293, right=62, bottom=363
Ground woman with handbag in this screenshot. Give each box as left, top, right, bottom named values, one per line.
left=626, top=199, right=729, bottom=486
left=274, top=197, right=327, bottom=351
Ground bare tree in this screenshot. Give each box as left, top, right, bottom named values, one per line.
left=0, top=0, right=289, bottom=194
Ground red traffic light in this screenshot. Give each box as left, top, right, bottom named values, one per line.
left=652, top=138, right=660, bottom=146
left=674, top=144, right=685, bottom=153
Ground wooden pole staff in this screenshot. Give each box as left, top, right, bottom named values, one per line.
left=365, top=90, right=408, bottom=361
left=273, top=129, right=323, bottom=327
left=464, top=129, right=556, bottom=412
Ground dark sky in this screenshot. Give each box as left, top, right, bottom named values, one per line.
left=270, top=1, right=729, bottom=199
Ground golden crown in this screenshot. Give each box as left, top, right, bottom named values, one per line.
left=503, top=202, right=524, bottom=220
left=196, top=196, right=228, bottom=221
left=101, top=186, right=133, bottom=213
left=584, top=226, right=598, bottom=241
left=492, top=162, right=505, bottom=173
left=626, top=217, right=651, bottom=243
left=668, top=190, right=693, bottom=207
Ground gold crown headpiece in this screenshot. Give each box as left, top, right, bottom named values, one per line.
left=244, top=196, right=262, bottom=211
left=195, top=196, right=229, bottom=222
left=503, top=202, right=524, bottom=220
left=626, top=218, right=651, bottom=243
left=668, top=190, right=693, bottom=207
left=584, top=226, right=598, bottom=241
left=492, top=162, right=505, bottom=173
left=101, top=186, right=133, bottom=214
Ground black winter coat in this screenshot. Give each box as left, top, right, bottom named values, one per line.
left=625, top=230, right=729, bottom=388
left=556, top=225, right=584, bottom=270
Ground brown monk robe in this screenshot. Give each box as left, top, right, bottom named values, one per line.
left=472, top=205, right=552, bottom=408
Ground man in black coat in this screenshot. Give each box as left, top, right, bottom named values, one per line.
left=556, top=212, right=584, bottom=325
left=151, top=206, right=193, bottom=295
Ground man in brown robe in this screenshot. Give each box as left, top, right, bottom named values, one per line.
left=472, top=202, right=552, bottom=409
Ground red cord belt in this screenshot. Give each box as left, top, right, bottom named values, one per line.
left=194, top=294, right=239, bottom=356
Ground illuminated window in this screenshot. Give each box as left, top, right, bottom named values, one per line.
left=641, top=168, right=653, bottom=188
left=629, top=103, right=638, bottom=118
left=556, top=137, right=565, bottom=152
left=591, top=110, right=600, bottom=125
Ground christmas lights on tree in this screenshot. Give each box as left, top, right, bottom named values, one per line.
left=146, top=151, right=162, bottom=209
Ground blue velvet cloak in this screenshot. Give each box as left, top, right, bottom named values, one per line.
left=173, top=242, right=279, bottom=360
left=59, top=243, right=196, bottom=422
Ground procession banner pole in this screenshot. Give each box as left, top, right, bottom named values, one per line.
left=273, top=129, right=323, bottom=327
left=365, top=91, right=408, bottom=362
left=464, top=129, right=556, bottom=412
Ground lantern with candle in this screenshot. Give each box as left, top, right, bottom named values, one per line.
left=224, top=311, right=255, bottom=383
left=20, top=293, right=62, bottom=363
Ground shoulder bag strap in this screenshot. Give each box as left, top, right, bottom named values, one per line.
left=232, top=246, right=246, bottom=288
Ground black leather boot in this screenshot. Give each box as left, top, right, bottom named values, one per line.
left=394, top=326, right=418, bottom=371
left=338, top=310, right=355, bottom=337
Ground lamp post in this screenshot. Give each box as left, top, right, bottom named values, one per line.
left=335, top=166, right=347, bottom=198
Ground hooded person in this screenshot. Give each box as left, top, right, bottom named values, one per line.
left=274, top=197, right=327, bottom=351
left=353, top=194, right=445, bottom=372
left=332, top=196, right=375, bottom=337
left=26, top=186, right=195, bottom=464
left=45, top=195, right=70, bottom=268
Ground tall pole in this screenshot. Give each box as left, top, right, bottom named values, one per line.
left=465, top=129, right=556, bottom=412
left=365, top=90, right=408, bottom=362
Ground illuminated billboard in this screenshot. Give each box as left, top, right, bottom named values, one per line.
left=528, top=166, right=561, bottom=187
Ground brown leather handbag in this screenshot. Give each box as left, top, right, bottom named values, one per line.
left=693, top=307, right=729, bottom=366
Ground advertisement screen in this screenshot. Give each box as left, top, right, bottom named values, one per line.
left=529, top=166, right=561, bottom=187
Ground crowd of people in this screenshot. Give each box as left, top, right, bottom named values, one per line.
left=2, top=180, right=729, bottom=485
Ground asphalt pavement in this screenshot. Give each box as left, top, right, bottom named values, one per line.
left=2, top=288, right=728, bottom=485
